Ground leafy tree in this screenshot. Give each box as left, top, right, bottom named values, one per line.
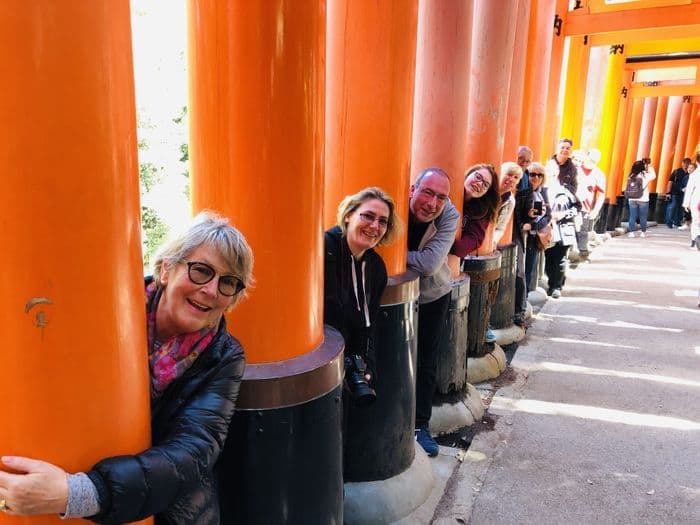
left=141, top=205, right=169, bottom=268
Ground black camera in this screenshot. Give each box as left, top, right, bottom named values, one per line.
left=345, top=354, right=376, bottom=406
left=533, top=201, right=543, bottom=215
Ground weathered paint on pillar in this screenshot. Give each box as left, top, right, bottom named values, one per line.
left=598, top=44, right=627, bottom=177
left=672, top=96, right=693, bottom=169
left=685, top=103, right=700, bottom=158
left=0, top=3, right=151, bottom=520
left=411, top=0, right=473, bottom=209
left=467, top=0, right=518, bottom=254
left=620, top=97, right=644, bottom=193
left=560, top=35, right=591, bottom=148
left=326, top=0, right=418, bottom=276
left=657, top=96, right=684, bottom=194
left=503, top=0, right=531, bottom=162
left=188, top=0, right=325, bottom=363
left=607, top=71, right=633, bottom=200
left=636, top=97, right=658, bottom=159
left=649, top=97, right=669, bottom=175
left=541, top=0, right=569, bottom=157
left=521, top=0, right=557, bottom=162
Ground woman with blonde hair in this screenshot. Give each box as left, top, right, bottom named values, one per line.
left=324, top=187, right=398, bottom=404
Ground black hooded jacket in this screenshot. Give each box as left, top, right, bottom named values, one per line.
left=323, top=226, right=387, bottom=376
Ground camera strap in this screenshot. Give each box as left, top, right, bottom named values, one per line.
left=350, top=256, right=371, bottom=328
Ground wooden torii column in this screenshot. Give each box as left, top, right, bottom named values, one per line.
left=1, top=5, right=151, bottom=525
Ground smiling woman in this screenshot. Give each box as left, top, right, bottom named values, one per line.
left=0, top=211, right=254, bottom=524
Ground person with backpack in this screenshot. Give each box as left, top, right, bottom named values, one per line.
left=626, top=158, right=656, bottom=238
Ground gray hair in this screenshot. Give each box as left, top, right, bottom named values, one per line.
left=501, top=161, right=523, bottom=178
left=528, top=162, right=547, bottom=184
left=152, top=210, right=255, bottom=303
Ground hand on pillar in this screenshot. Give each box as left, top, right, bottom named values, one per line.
left=0, top=456, right=69, bottom=516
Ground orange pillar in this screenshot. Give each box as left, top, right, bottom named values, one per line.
left=466, top=0, right=518, bottom=254
left=503, top=0, right=531, bottom=162
left=1, top=4, right=151, bottom=523
left=672, top=96, right=693, bottom=169
left=560, top=35, right=591, bottom=148
left=649, top=97, right=669, bottom=175
left=541, top=0, right=569, bottom=157
left=685, top=103, right=700, bottom=158
left=411, top=0, right=473, bottom=208
left=657, top=96, right=684, bottom=194
left=598, top=44, right=627, bottom=177
left=188, top=2, right=344, bottom=522
left=325, top=0, right=418, bottom=276
left=620, top=97, right=644, bottom=193
left=607, top=72, right=633, bottom=200
left=189, top=0, right=325, bottom=364
left=521, top=0, right=557, bottom=162
left=636, top=97, right=657, bottom=159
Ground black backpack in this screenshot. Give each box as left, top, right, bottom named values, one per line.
left=625, top=173, right=645, bottom=199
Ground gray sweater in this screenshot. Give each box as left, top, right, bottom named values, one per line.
left=406, top=200, right=460, bottom=304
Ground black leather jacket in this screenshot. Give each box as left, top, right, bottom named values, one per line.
left=87, top=316, right=245, bottom=524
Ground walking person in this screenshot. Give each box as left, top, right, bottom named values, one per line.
left=626, top=158, right=656, bottom=238
left=666, top=158, right=691, bottom=228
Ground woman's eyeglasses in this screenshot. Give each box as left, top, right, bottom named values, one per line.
left=184, top=261, right=245, bottom=297
left=358, top=212, right=390, bottom=229
left=529, top=172, right=545, bottom=178
left=472, top=171, right=491, bottom=190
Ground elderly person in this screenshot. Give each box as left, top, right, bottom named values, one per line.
left=515, top=162, right=551, bottom=297
left=451, top=164, right=501, bottom=259
left=324, top=187, right=398, bottom=405
left=0, top=211, right=254, bottom=524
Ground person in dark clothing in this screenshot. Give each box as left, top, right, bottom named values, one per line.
left=324, top=187, right=398, bottom=392
left=545, top=138, right=578, bottom=193
left=515, top=163, right=552, bottom=298
left=666, top=158, right=691, bottom=228
left=0, top=212, right=254, bottom=524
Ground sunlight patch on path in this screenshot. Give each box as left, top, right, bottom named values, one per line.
left=527, top=362, right=700, bottom=389
left=491, top=397, right=700, bottom=431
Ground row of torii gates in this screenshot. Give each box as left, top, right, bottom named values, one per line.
left=3, top=1, right=700, bottom=524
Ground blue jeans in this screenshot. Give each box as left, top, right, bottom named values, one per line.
left=628, top=200, right=649, bottom=233
left=665, top=194, right=683, bottom=227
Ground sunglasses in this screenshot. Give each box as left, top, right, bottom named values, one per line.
left=183, top=261, right=245, bottom=297
left=529, top=172, right=545, bottom=178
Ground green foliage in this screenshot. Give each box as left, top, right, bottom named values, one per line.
left=179, top=143, right=189, bottom=163
left=141, top=206, right=169, bottom=268
left=139, top=161, right=162, bottom=192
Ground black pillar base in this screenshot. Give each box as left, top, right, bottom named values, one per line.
left=490, top=244, right=516, bottom=329
left=218, top=328, right=345, bottom=524
left=462, top=253, right=502, bottom=358
left=344, top=277, right=419, bottom=481
left=435, top=275, right=470, bottom=395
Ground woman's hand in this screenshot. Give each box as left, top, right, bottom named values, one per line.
left=522, top=223, right=532, bottom=232
left=0, top=456, right=68, bottom=516
left=527, top=208, right=537, bottom=218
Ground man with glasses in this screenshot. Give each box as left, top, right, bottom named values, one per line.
left=406, top=168, right=459, bottom=457
left=516, top=145, right=533, bottom=192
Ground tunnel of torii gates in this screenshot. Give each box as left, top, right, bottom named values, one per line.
left=2, top=0, right=700, bottom=524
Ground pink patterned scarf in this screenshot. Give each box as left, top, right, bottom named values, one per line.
left=146, top=281, right=218, bottom=399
